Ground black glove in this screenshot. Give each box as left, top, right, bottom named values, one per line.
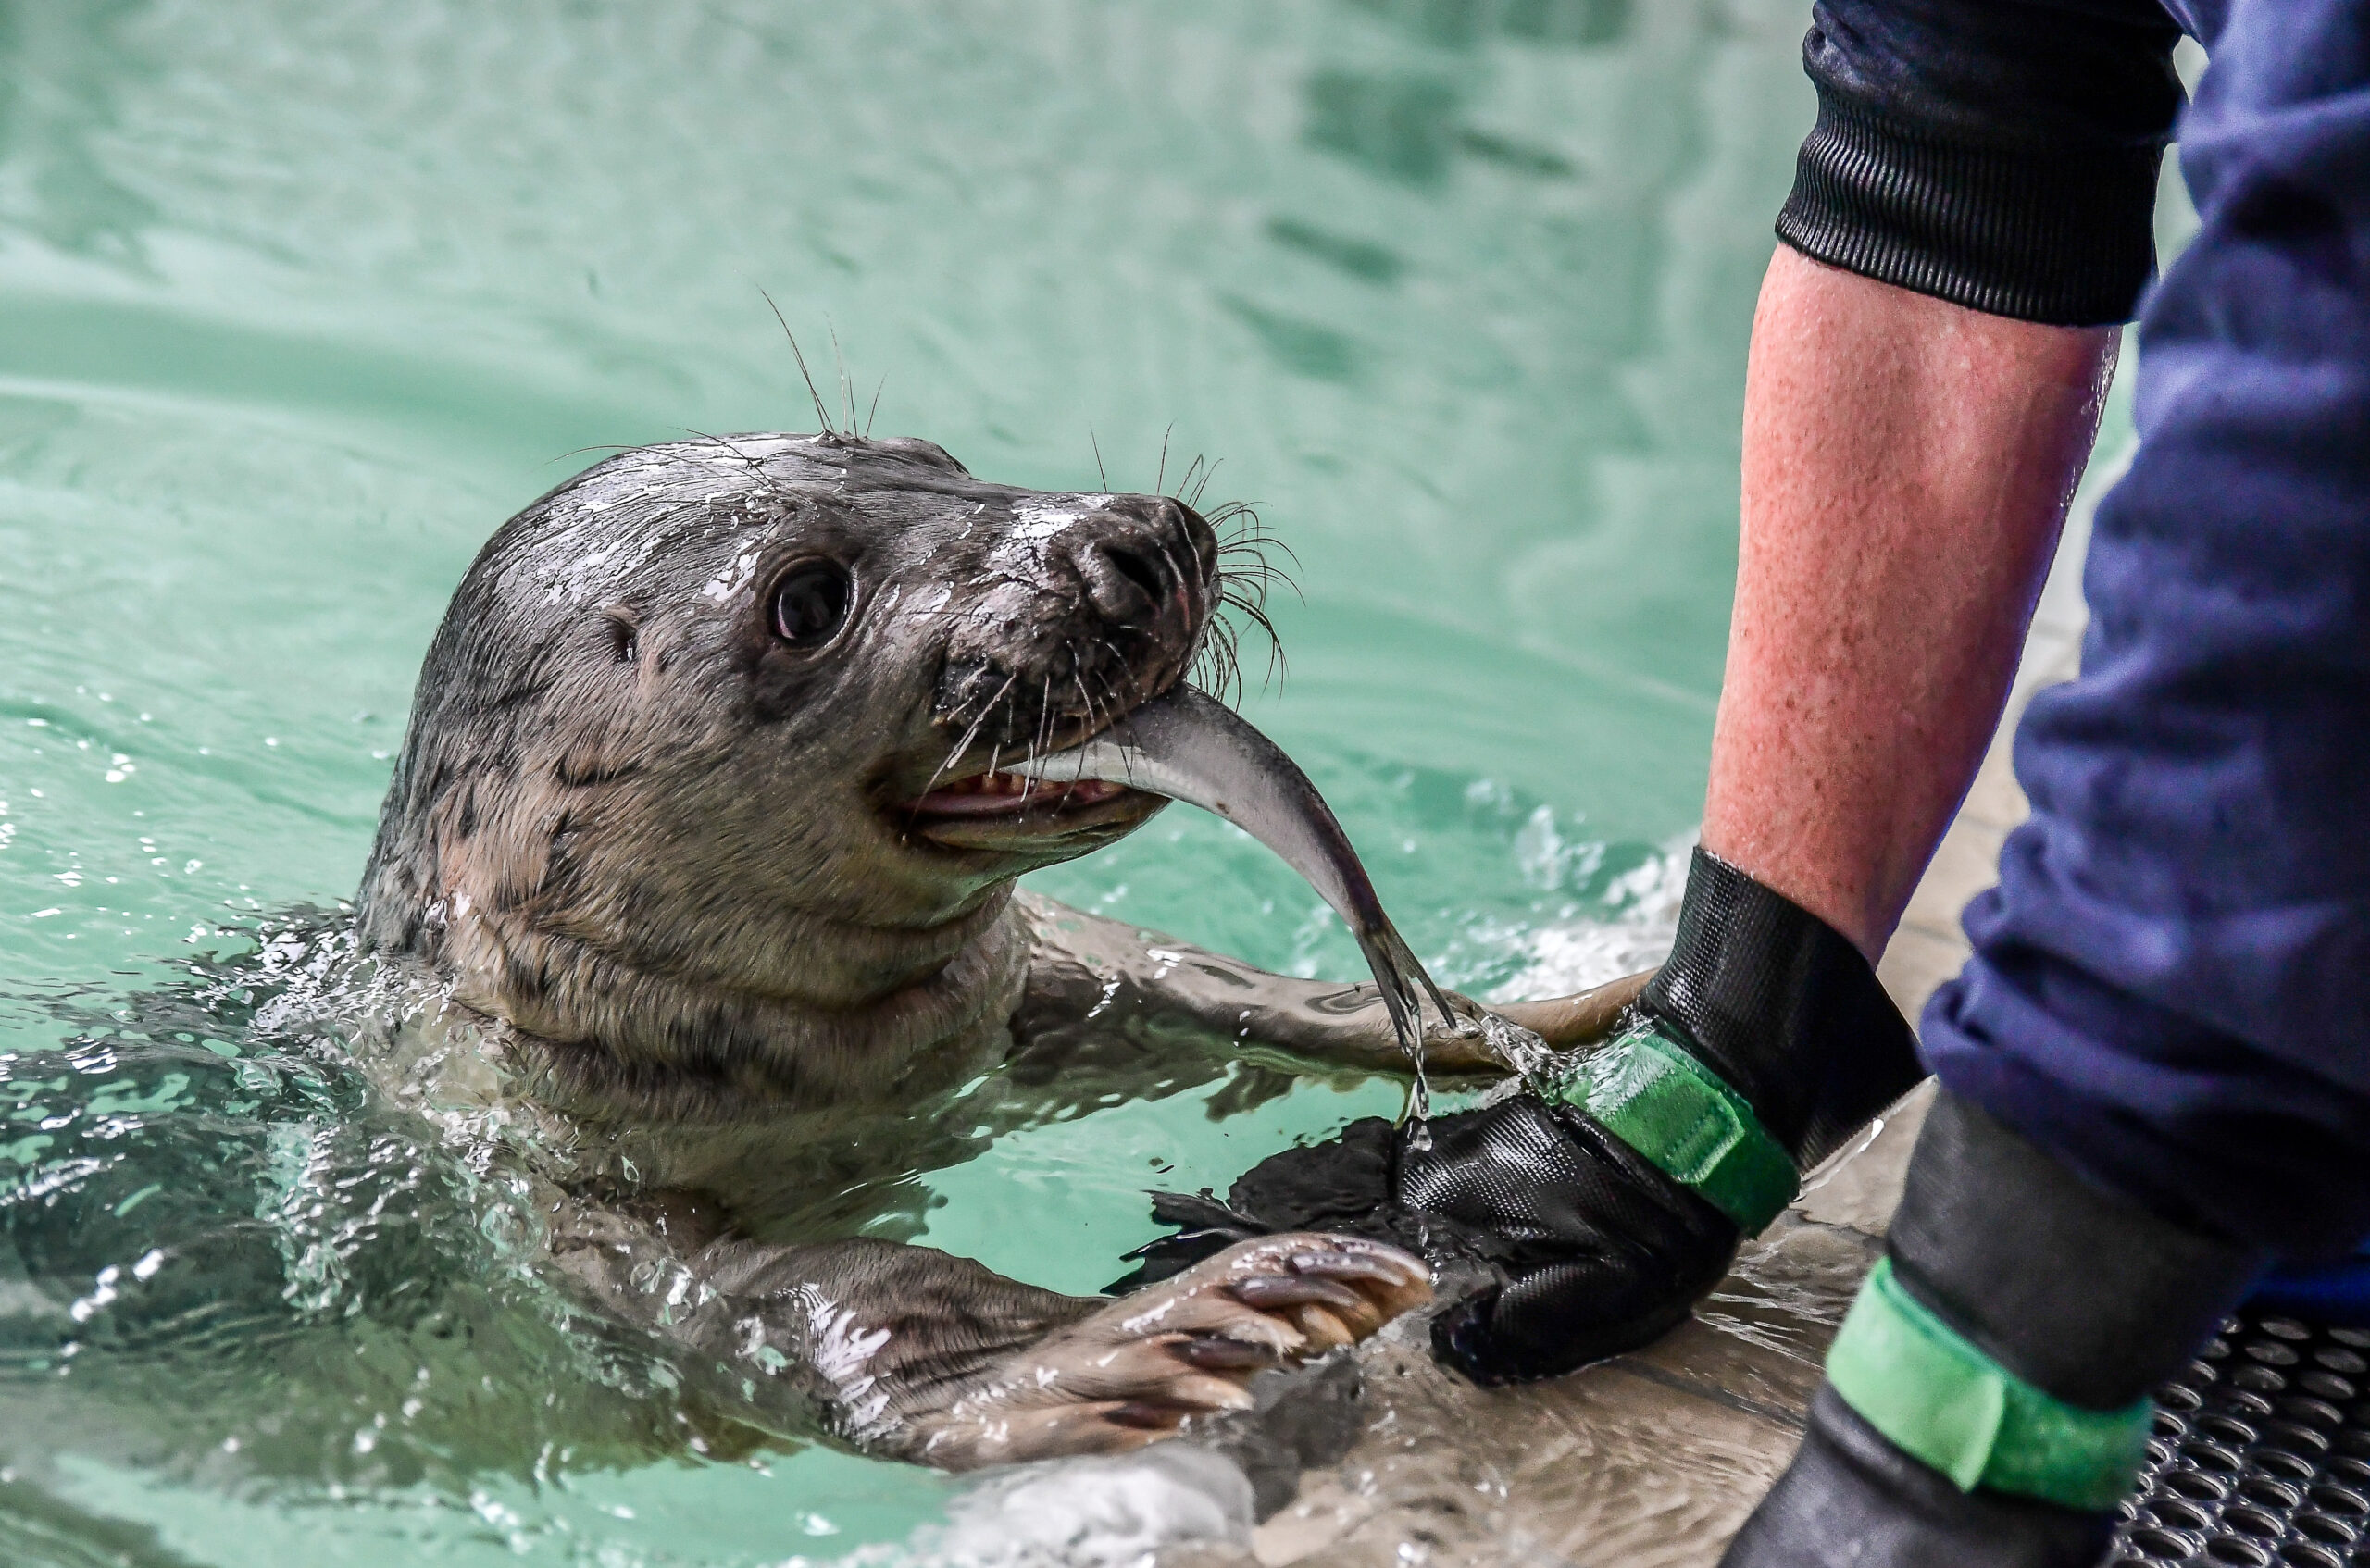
left=1112, top=1100, right=1739, bottom=1382
left=1119, top=849, right=1926, bottom=1384
left=1721, top=1092, right=2266, bottom=1567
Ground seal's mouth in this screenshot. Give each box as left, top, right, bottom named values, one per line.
left=907, top=771, right=1131, bottom=816
left=899, top=767, right=1164, bottom=851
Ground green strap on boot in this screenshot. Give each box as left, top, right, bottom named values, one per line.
left=1827, top=1257, right=2154, bottom=1512
left=1541, top=1024, right=1799, bottom=1234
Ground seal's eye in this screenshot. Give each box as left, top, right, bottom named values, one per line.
left=770, top=563, right=853, bottom=648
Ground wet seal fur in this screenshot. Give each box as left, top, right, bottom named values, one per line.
left=354, top=430, right=1644, bottom=1473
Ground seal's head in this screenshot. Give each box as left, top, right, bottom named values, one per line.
left=357, top=433, right=1218, bottom=1097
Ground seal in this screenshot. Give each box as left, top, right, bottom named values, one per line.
left=353, top=430, right=1644, bottom=1470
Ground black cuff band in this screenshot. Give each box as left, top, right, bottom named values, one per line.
left=1888, top=1092, right=2268, bottom=1412
left=1777, top=85, right=2164, bottom=327
left=1638, top=848, right=1924, bottom=1170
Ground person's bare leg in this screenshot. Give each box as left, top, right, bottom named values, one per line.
left=1703, top=247, right=2119, bottom=960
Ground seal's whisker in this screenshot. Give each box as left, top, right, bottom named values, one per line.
left=866, top=374, right=886, bottom=439
left=912, top=739, right=969, bottom=818
left=660, top=441, right=769, bottom=497
left=927, top=669, right=1025, bottom=806
left=1233, top=579, right=1294, bottom=637
left=1216, top=532, right=1288, bottom=569
left=1078, top=654, right=1116, bottom=740
left=541, top=442, right=643, bottom=470
left=1205, top=506, right=1302, bottom=609
left=1091, top=666, right=1141, bottom=772
left=1216, top=554, right=1279, bottom=590
left=1196, top=592, right=1265, bottom=701
left=1187, top=458, right=1223, bottom=511
left=1065, top=659, right=1107, bottom=808
left=669, top=429, right=801, bottom=508
left=1193, top=624, right=1238, bottom=705
left=955, top=669, right=1024, bottom=747
left=1212, top=508, right=1294, bottom=565
left=1105, top=673, right=1140, bottom=746
left=1215, top=537, right=1287, bottom=566
left=673, top=428, right=775, bottom=476
left=1217, top=552, right=1291, bottom=592
left=1183, top=591, right=1234, bottom=703
left=1090, top=429, right=1110, bottom=492
left=1061, top=642, right=1094, bottom=733
left=829, top=321, right=856, bottom=435
left=762, top=290, right=839, bottom=435
left=1154, top=425, right=1173, bottom=495
left=1216, top=536, right=1303, bottom=606
left=1031, top=674, right=1056, bottom=770
left=1224, top=591, right=1288, bottom=691
left=1216, top=619, right=1248, bottom=703
left=1096, top=637, right=1148, bottom=707
left=1220, top=584, right=1279, bottom=628
left=904, top=738, right=978, bottom=837
left=1219, top=570, right=1287, bottom=614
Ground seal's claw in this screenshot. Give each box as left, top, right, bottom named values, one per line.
left=1229, top=1273, right=1369, bottom=1313
left=1106, top=1400, right=1186, bottom=1431
left=1165, top=1372, right=1262, bottom=1412
left=916, top=1399, right=1159, bottom=1467
left=1285, top=1248, right=1411, bottom=1287
left=900, top=1232, right=1430, bottom=1469
left=1175, top=1332, right=1285, bottom=1371
left=1288, top=1304, right=1356, bottom=1350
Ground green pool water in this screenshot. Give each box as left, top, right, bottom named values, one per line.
left=0, top=4, right=2163, bottom=1564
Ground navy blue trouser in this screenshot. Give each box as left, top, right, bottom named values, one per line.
left=1920, top=0, right=2370, bottom=1257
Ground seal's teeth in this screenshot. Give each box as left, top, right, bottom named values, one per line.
left=907, top=775, right=1129, bottom=819
left=940, top=771, right=1031, bottom=797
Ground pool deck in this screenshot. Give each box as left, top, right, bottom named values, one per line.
left=1204, top=502, right=2102, bottom=1567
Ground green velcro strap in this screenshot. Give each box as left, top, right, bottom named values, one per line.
left=1827, top=1258, right=2154, bottom=1512
left=1543, top=1025, right=1797, bottom=1233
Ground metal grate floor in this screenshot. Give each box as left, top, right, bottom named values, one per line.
left=2113, top=1309, right=2370, bottom=1565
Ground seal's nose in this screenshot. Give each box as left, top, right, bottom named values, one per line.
left=1054, top=498, right=1213, bottom=628
left=1071, top=530, right=1171, bottom=622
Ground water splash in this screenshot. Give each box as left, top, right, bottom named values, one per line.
left=1019, top=685, right=1469, bottom=1130
left=1475, top=1010, right=1555, bottom=1081
left=812, top=1445, right=1255, bottom=1568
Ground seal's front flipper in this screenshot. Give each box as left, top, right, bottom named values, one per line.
left=1015, top=892, right=1652, bottom=1089
left=894, top=1233, right=1430, bottom=1471
left=1013, top=893, right=1497, bottom=1083
left=666, top=1231, right=1426, bottom=1473
left=1491, top=968, right=1656, bottom=1050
